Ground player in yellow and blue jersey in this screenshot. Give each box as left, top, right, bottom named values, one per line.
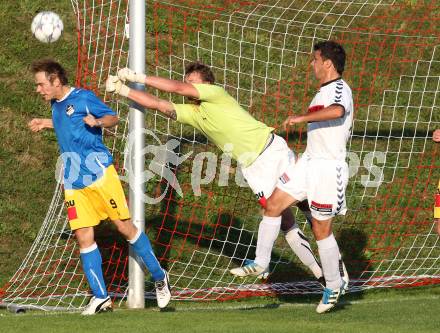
left=28, top=59, right=171, bottom=315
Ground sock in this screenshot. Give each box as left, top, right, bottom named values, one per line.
left=317, top=234, right=342, bottom=290
left=129, top=229, right=165, bottom=281
left=254, top=215, right=281, bottom=269
left=285, top=227, right=322, bottom=279
left=80, top=243, right=108, bottom=299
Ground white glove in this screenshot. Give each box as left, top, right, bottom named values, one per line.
left=117, top=67, right=146, bottom=83
left=105, top=75, right=130, bottom=97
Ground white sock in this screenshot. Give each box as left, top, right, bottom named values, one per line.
left=317, top=234, right=342, bottom=290
left=254, top=215, right=281, bottom=269
left=285, top=227, right=322, bottom=279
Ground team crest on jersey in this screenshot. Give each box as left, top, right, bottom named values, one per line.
left=66, top=104, right=75, bottom=116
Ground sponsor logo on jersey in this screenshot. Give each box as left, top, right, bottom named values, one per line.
left=66, top=104, right=75, bottom=116
left=308, top=105, right=325, bottom=113
left=310, top=200, right=333, bottom=213
left=279, top=172, right=290, bottom=184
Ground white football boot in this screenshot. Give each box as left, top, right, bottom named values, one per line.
left=155, top=270, right=171, bottom=309
left=230, top=260, right=269, bottom=279
left=81, top=296, right=112, bottom=315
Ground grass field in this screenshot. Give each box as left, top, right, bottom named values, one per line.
left=1, top=286, right=439, bottom=333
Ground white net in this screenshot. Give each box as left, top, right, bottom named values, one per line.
left=1, top=0, right=439, bottom=311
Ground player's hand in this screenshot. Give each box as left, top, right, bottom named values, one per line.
left=433, top=129, right=440, bottom=142
left=28, top=118, right=47, bottom=132
left=282, top=115, right=304, bottom=131
left=83, top=114, right=101, bottom=127
left=106, top=75, right=130, bottom=97
left=117, top=67, right=146, bottom=83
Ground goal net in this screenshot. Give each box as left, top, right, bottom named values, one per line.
left=1, top=0, right=439, bottom=311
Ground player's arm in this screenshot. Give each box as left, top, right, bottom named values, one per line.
left=283, top=104, right=344, bottom=130
left=28, top=118, right=53, bottom=132
left=117, top=68, right=200, bottom=99
left=83, top=114, right=119, bottom=128
left=106, top=75, right=177, bottom=120
left=129, top=89, right=177, bottom=120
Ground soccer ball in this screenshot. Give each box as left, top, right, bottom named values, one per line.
left=31, top=11, right=64, bottom=43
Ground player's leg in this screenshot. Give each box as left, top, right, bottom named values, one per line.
left=230, top=134, right=294, bottom=277
left=309, top=159, right=349, bottom=313
left=75, top=226, right=112, bottom=315
left=253, top=188, right=298, bottom=271
left=281, top=208, right=323, bottom=282
left=312, top=217, right=347, bottom=313
left=101, top=165, right=170, bottom=308
left=112, top=218, right=171, bottom=308
left=65, top=188, right=112, bottom=315
left=295, top=199, right=313, bottom=226
left=230, top=188, right=297, bottom=277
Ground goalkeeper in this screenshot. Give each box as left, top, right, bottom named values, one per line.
left=433, top=129, right=440, bottom=236
left=28, top=59, right=171, bottom=315
left=106, top=62, right=346, bottom=284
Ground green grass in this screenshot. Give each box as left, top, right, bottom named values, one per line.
left=1, top=286, right=439, bottom=333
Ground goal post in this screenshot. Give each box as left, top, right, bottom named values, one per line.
left=127, top=0, right=146, bottom=310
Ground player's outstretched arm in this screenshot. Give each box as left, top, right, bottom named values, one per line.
left=106, top=76, right=177, bottom=120
left=28, top=118, right=53, bottom=132
left=117, top=67, right=199, bottom=99
left=283, top=105, right=344, bottom=130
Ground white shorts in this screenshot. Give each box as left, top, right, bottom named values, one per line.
left=241, top=134, right=295, bottom=208
left=277, top=154, right=349, bottom=221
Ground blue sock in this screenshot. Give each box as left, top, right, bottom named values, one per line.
left=80, top=243, right=108, bottom=299
left=129, top=230, right=165, bottom=281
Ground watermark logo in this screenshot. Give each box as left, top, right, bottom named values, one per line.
left=122, top=128, right=192, bottom=204
left=55, top=130, right=387, bottom=204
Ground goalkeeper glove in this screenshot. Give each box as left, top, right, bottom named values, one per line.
left=105, top=75, right=130, bottom=97
left=117, top=67, right=146, bottom=83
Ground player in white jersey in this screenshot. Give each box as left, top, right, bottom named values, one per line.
left=231, top=40, right=352, bottom=313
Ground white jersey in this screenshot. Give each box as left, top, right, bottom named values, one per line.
left=305, top=78, right=353, bottom=161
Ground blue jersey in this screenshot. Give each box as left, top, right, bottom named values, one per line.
left=51, top=88, right=115, bottom=189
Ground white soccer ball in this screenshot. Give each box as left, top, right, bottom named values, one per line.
left=31, top=11, right=64, bottom=43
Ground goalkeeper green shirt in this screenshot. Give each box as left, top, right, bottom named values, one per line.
left=173, top=84, right=273, bottom=167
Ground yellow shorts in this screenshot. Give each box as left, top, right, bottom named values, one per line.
left=435, top=180, right=440, bottom=219
left=64, top=165, right=130, bottom=230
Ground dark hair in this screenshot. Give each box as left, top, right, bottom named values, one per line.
left=185, top=62, right=215, bottom=84
left=313, top=41, right=346, bottom=75
left=31, top=58, right=68, bottom=85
